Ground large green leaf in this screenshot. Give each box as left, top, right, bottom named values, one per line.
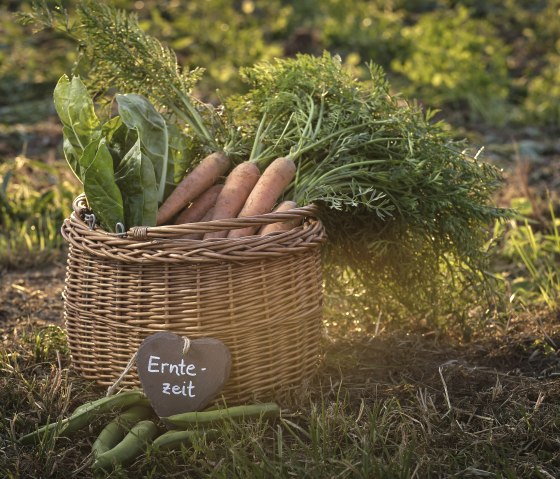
left=102, top=115, right=122, bottom=139
left=115, top=138, right=158, bottom=228
left=81, top=139, right=124, bottom=232
left=79, top=139, right=101, bottom=174
left=61, top=126, right=82, bottom=180
left=103, top=116, right=138, bottom=171
left=54, top=75, right=101, bottom=181
left=116, top=94, right=169, bottom=202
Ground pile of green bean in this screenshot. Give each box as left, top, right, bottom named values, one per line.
left=19, top=390, right=281, bottom=471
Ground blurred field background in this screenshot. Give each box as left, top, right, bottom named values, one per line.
left=1, top=1, right=560, bottom=477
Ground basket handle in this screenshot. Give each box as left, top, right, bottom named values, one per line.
left=128, top=207, right=319, bottom=240
left=72, top=194, right=320, bottom=240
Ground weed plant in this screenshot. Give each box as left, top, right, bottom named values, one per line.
left=0, top=156, right=79, bottom=269
left=495, top=198, right=560, bottom=310
left=391, top=5, right=510, bottom=124
left=524, top=53, right=560, bottom=126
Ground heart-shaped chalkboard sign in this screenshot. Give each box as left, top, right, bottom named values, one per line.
left=136, top=331, right=231, bottom=417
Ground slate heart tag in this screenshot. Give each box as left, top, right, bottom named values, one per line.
left=136, top=331, right=231, bottom=417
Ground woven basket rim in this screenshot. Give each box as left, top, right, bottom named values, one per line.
left=70, top=194, right=320, bottom=241
left=61, top=195, right=326, bottom=264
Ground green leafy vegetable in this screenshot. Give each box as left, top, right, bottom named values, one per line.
left=114, top=136, right=158, bottom=228
left=115, top=94, right=169, bottom=202
left=103, top=117, right=136, bottom=171
left=36, top=4, right=512, bottom=318
left=53, top=75, right=162, bottom=231
left=167, top=124, right=191, bottom=183
left=53, top=75, right=101, bottom=180
left=80, top=139, right=124, bottom=232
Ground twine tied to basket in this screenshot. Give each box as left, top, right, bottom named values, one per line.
left=182, top=337, right=191, bottom=355
left=128, top=226, right=149, bottom=241
left=106, top=336, right=191, bottom=396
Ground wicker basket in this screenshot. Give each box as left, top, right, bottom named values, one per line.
left=61, top=195, right=326, bottom=404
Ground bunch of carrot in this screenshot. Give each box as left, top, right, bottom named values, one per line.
left=156, top=153, right=301, bottom=238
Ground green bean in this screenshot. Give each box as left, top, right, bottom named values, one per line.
left=164, top=403, right=281, bottom=428
left=92, top=405, right=155, bottom=458
left=19, top=390, right=147, bottom=445
left=92, top=420, right=159, bottom=471
left=152, top=428, right=218, bottom=450
left=71, top=389, right=146, bottom=416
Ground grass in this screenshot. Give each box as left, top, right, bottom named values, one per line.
left=1, top=233, right=559, bottom=477
left=494, top=197, right=560, bottom=311
left=2, top=307, right=560, bottom=477
left=0, top=154, right=79, bottom=270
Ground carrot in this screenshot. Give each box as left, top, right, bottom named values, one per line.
left=182, top=207, right=215, bottom=240
left=204, top=162, right=261, bottom=239
left=201, top=207, right=215, bottom=222
left=228, top=157, right=296, bottom=238
left=156, top=152, right=230, bottom=225
left=259, top=201, right=300, bottom=235
left=174, top=184, right=223, bottom=225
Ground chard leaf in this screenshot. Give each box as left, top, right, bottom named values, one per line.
left=62, top=126, right=82, bottom=180
left=54, top=75, right=101, bottom=181
left=103, top=116, right=138, bottom=171
left=81, top=138, right=124, bottom=232
left=115, top=138, right=158, bottom=228
left=102, top=116, right=123, bottom=144
left=116, top=94, right=168, bottom=202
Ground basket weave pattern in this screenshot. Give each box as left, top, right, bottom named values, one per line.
left=62, top=196, right=326, bottom=404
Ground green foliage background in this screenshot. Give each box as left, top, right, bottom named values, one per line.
left=2, top=0, right=559, bottom=125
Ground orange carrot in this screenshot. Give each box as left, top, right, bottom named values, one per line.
left=156, top=152, right=230, bottom=225
left=204, top=162, right=260, bottom=239
left=259, top=201, right=300, bottom=235
left=228, top=157, right=296, bottom=238
left=174, top=184, right=223, bottom=225
left=181, top=207, right=216, bottom=240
